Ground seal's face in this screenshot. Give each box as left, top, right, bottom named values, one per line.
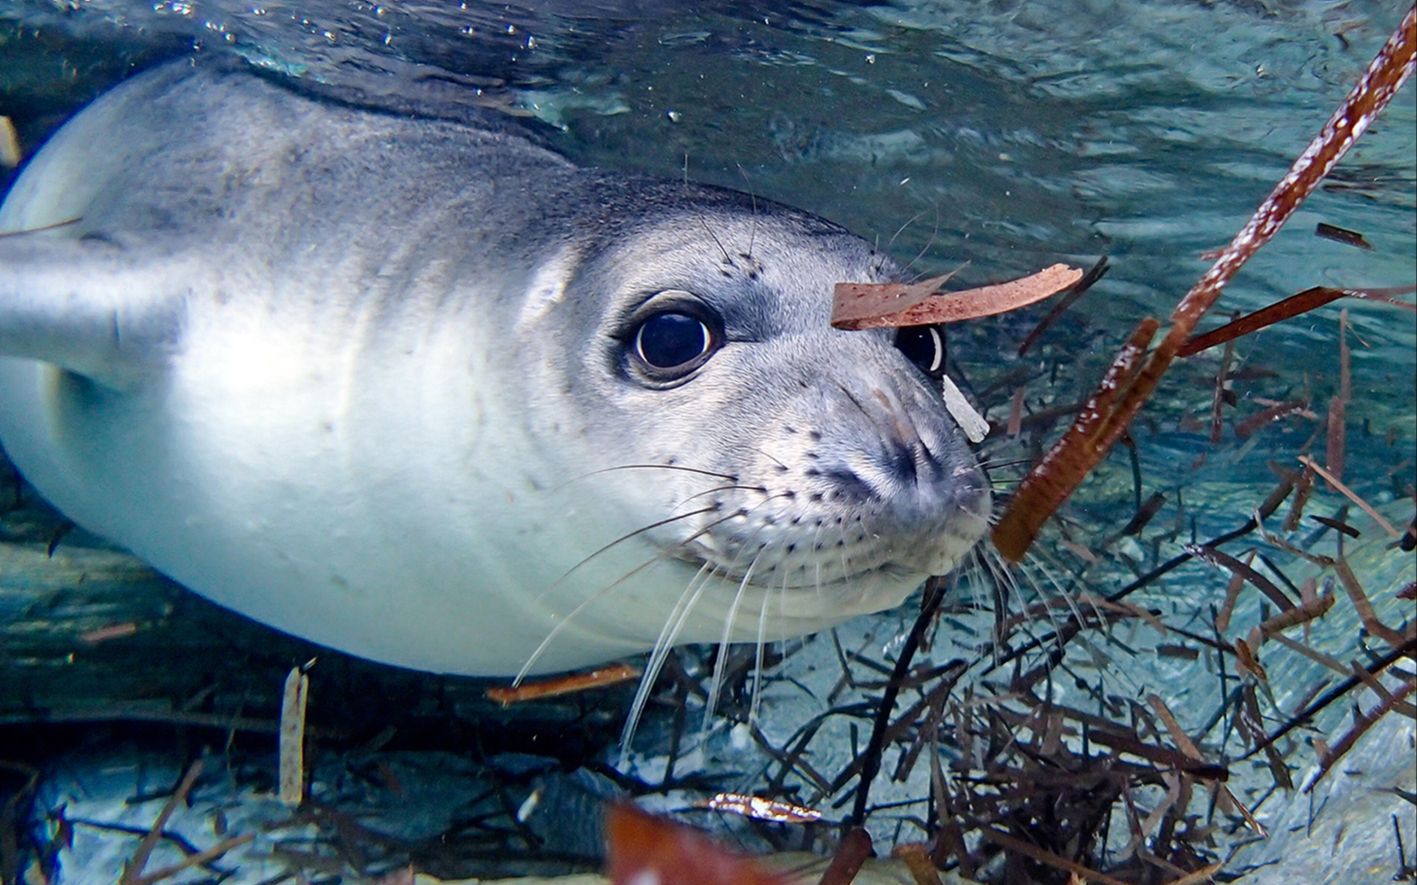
left=520, top=189, right=991, bottom=651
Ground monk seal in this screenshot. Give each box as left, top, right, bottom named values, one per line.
left=0, top=59, right=991, bottom=677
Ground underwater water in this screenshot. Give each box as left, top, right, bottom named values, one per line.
left=0, top=1, right=1413, bottom=883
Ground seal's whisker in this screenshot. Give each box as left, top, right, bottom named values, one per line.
left=619, top=561, right=719, bottom=764
left=834, top=523, right=855, bottom=590
left=994, top=547, right=1050, bottom=633
left=979, top=544, right=1022, bottom=663
left=750, top=447, right=789, bottom=471
left=959, top=545, right=989, bottom=617
left=968, top=548, right=995, bottom=622
left=675, top=484, right=761, bottom=509
left=1021, top=547, right=1101, bottom=642
left=527, top=492, right=793, bottom=683
left=1005, top=549, right=1089, bottom=664
left=901, top=205, right=943, bottom=280
left=0, top=217, right=82, bottom=238
left=557, top=463, right=736, bottom=489
left=514, top=552, right=671, bottom=684
left=884, top=208, right=928, bottom=254
left=808, top=521, right=828, bottom=605
left=703, top=538, right=772, bottom=730
left=698, top=215, right=733, bottom=265
left=533, top=505, right=720, bottom=604
left=521, top=505, right=769, bottom=680
left=976, top=456, right=1034, bottom=471
left=1014, top=554, right=1074, bottom=639
left=734, top=162, right=759, bottom=260
left=748, top=569, right=788, bottom=728
left=663, top=491, right=796, bottom=562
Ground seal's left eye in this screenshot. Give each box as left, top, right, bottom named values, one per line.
left=633, top=311, right=715, bottom=376
left=894, top=325, right=946, bottom=378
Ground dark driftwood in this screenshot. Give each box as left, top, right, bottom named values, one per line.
left=0, top=460, right=631, bottom=753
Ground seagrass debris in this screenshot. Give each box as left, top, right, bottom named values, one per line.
left=1177, top=285, right=1416, bottom=358
left=0, top=116, right=19, bottom=168
left=1313, top=221, right=1374, bottom=250
left=990, top=6, right=1417, bottom=563
left=487, top=663, right=643, bottom=706
left=279, top=660, right=313, bottom=807
left=829, top=264, right=1084, bottom=331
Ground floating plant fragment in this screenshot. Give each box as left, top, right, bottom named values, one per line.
left=991, top=7, right=1416, bottom=562
left=830, top=263, right=1083, bottom=331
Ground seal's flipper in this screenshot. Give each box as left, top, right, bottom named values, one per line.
left=0, top=230, right=191, bottom=387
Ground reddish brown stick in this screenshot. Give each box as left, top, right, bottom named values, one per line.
left=1178, top=285, right=1415, bottom=357
left=992, top=8, right=1416, bottom=561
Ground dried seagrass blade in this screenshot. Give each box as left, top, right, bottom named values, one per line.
left=831, top=263, right=1083, bottom=330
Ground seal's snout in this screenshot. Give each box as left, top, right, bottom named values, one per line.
left=821, top=373, right=972, bottom=509
left=863, top=384, right=945, bottom=492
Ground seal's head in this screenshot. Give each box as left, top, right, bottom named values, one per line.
left=0, top=60, right=988, bottom=678
left=508, top=179, right=991, bottom=669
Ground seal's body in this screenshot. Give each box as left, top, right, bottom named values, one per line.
left=0, top=60, right=989, bottom=676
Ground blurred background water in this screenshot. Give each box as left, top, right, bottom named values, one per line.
left=0, top=1, right=1413, bottom=882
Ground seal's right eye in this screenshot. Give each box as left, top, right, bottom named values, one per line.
left=894, top=325, right=946, bottom=379
left=632, top=311, right=715, bottom=377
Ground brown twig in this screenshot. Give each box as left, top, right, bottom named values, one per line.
left=832, top=264, right=1083, bottom=330
left=1298, top=455, right=1401, bottom=537
left=1304, top=676, right=1417, bottom=793
left=1178, top=285, right=1414, bottom=357
left=992, top=8, right=1416, bottom=561
left=819, top=827, right=873, bottom=885
left=1016, top=256, right=1111, bottom=356
left=121, top=760, right=205, bottom=885
left=980, top=828, right=1130, bottom=885
left=130, top=833, right=256, bottom=885
left=486, top=663, right=642, bottom=705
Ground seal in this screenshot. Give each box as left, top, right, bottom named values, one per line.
left=0, top=59, right=990, bottom=676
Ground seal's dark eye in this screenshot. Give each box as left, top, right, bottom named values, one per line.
left=895, top=325, right=945, bottom=378
left=633, top=311, right=714, bottom=375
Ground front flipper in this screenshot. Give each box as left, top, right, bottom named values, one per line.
left=0, top=228, right=195, bottom=388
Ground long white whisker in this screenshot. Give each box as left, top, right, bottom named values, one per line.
left=703, top=545, right=768, bottom=730
left=553, top=463, right=737, bottom=491
left=619, top=562, right=719, bottom=765
left=749, top=569, right=786, bottom=727
left=516, top=505, right=758, bottom=680
left=533, top=505, right=720, bottom=605
left=674, top=483, right=760, bottom=509
left=979, top=544, right=1020, bottom=662
left=515, top=552, right=671, bottom=684
left=884, top=208, right=926, bottom=253
left=1021, top=549, right=1089, bottom=629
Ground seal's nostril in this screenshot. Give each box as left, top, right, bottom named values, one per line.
left=885, top=440, right=918, bottom=485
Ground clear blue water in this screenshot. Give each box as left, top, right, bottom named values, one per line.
left=0, top=1, right=1413, bottom=880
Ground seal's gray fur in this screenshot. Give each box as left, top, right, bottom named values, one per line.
left=0, top=59, right=989, bottom=675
